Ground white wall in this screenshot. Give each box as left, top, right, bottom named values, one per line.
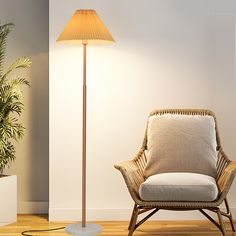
left=0, top=0, right=49, bottom=213
left=49, top=0, right=236, bottom=220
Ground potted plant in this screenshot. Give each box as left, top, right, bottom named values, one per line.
left=0, top=22, right=31, bottom=226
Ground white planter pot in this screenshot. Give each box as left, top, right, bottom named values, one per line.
left=0, top=175, right=17, bottom=226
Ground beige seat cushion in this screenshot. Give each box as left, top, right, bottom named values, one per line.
left=144, top=114, right=218, bottom=178
left=139, top=172, right=218, bottom=202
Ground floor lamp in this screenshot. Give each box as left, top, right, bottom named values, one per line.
left=57, top=9, right=114, bottom=236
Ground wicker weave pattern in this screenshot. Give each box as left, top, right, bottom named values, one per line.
left=218, top=161, right=236, bottom=193
left=114, top=109, right=236, bottom=235
left=217, top=149, right=231, bottom=180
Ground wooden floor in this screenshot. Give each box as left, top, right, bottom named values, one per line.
left=0, top=215, right=235, bottom=236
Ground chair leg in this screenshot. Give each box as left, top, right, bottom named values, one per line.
left=225, top=199, right=235, bottom=232
left=128, top=205, right=139, bottom=236
left=217, top=208, right=227, bottom=236
left=128, top=204, right=138, bottom=230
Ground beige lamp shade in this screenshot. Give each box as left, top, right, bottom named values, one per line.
left=57, top=9, right=114, bottom=44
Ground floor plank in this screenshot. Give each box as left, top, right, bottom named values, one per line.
left=0, top=215, right=235, bottom=236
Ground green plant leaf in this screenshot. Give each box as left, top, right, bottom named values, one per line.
left=0, top=22, right=31, bottom=173
left=0, top=23, right=14, bottom=77
left=1, top=57, right=31, bottom=85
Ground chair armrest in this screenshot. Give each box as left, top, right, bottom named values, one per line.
left=114, top=149, right=146, bottom=203
left=218, top=161, right=236, bottom=197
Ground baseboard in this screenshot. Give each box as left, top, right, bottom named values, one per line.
left=18, top=201, right=49, bottom=214
left=49, top=207, right=236, bottom=221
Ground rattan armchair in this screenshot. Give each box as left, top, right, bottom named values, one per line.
left=114, top=109, right=236, bottom=236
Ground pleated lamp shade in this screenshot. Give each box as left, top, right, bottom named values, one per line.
left=57, top=9, right=114, bottom=44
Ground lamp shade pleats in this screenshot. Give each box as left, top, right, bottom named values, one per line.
left=57, top=9, right=114, bottom=44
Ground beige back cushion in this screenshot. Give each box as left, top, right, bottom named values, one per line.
left=144, top=114, right=218, bottom=178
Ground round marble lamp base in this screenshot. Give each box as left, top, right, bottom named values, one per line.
left=65, top=223, right=102, bottom=236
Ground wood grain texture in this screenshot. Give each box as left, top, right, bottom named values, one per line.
left=0, top=215, right=235, bottom=236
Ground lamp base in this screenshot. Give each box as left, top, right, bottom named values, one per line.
left=65, top=223, right=102, bottom=236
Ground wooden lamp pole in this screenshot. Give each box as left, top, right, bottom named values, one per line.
left=82, top=42, right=87, bottom=227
